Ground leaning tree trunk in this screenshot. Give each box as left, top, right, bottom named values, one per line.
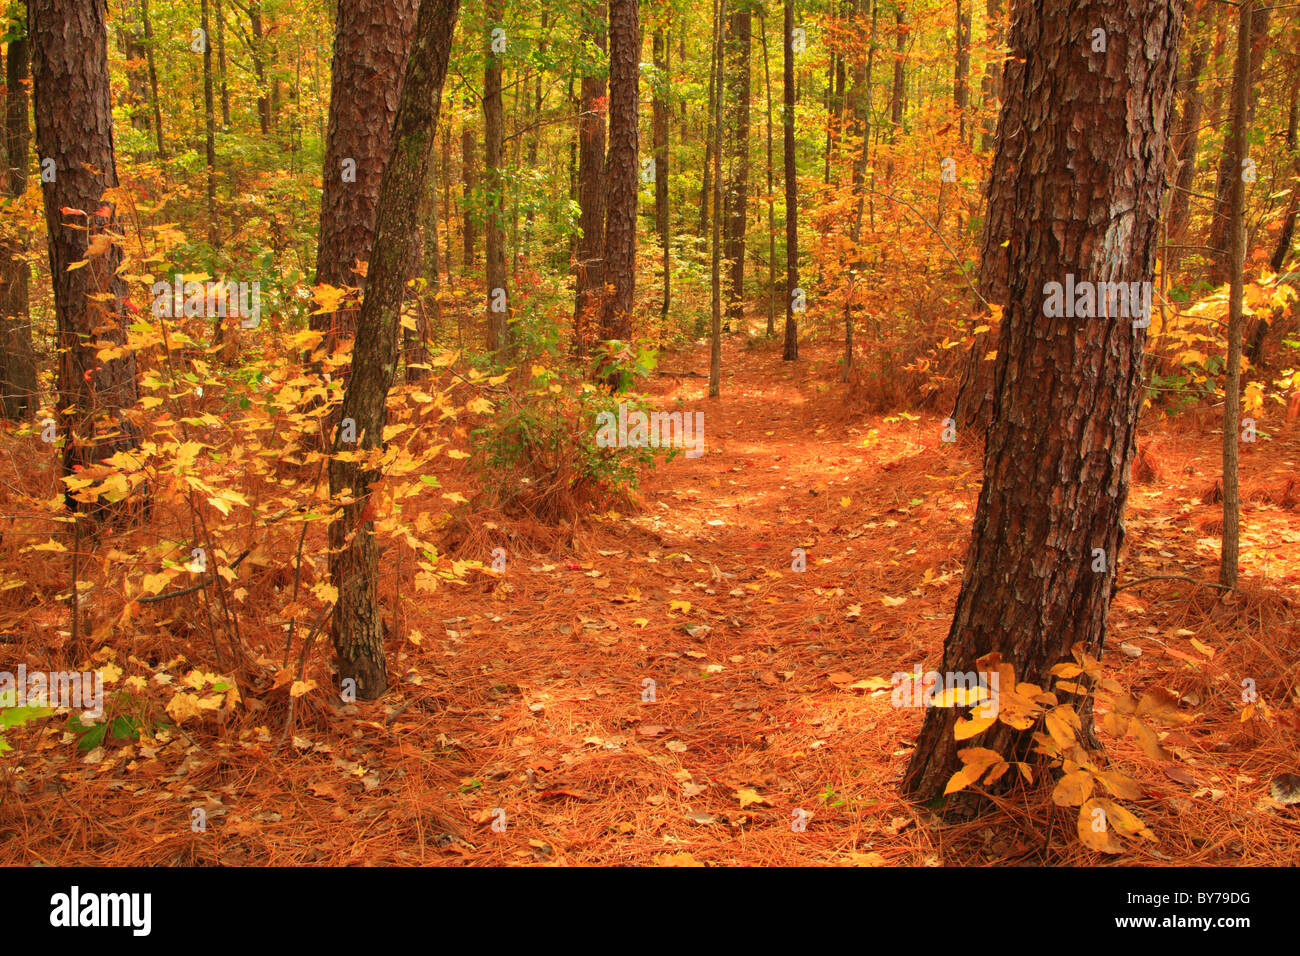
left=599, top=0, right=639, bottom=342
left=313, top=0, right=420, bottom=351
left=329, top=0, right=461, bottom=701
left=30, top=0, right=143, bottom=517
left=902, top=0, right=1185, bottom=804
left=1, top=30, right=37, bottom=420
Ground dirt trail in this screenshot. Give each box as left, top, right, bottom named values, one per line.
left=8, top=332, right=1298, bottom=866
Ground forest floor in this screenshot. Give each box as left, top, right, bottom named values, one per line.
left=3, top=328, right=1299, bottom=866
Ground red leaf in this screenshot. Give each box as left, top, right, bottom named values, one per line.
left=59, top=206, right=87, bottom=218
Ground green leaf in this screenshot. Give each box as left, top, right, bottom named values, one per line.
left=77, top=723, right=108, bottom=752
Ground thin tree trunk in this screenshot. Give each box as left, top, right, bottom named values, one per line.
left=1166, top=28, right=1208, bottom=244
left=709, top=0, right=726, bottom=395
left=461, top=99, right=478, bottom=270
left=978, top=0, right=1002, bottom=152
left=1220, top=0, right=1253, bottom=589
left=250, top=1, right=271, bottom=135
left=215, top=0, right=231, bottom=127
left=484, top=0, right=509, bottom=355
left=760, top=9, right=776, bottom=337
left=782, top=0, right=798, bottom=362
left=329, top=0, right=461, bottom=701
left=653, top=28, right=671, bottom=323
left=1, top=31, right=36, bottom=419
left=201, top=0, right=219, bottom=253
left=599, top=0, right=639, bottom=342
left=724, top=7, right=751, bottom=325
left=1208, top=5, right=1269, bottom=281
left=699, top=0, right=721, bottom=238
left=139, top=0, right=166, bottom=158
left=954, top=0, right=970, bottom=143
left=573, top=2, right=606, bottom=357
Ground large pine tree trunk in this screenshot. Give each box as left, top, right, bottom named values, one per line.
left=1, top=31, right=37, bottom=420
left=574, top=3, right=607, bottom=357
left=483, top=0, right=510, bottom=355
left=599, top=0, right=639, bottom=342
left=31, top=0, right=143, bottom=515
left=902, top=0, right=1185, bottom=804
left=329, top=0, right=461, bottom=701
left=724, top=8, right=750, bottom=324
left=314, top=0, right=420, bottom=350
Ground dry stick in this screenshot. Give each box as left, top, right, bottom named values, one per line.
left=1115, top=574, right=1234, bottom=592
left=272, top=602, right=335, bottom=758
left=857, top=184, right=990, bottom=312
left=69, top=514, right=80, bottom=663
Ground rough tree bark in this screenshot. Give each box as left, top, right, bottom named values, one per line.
left=313, top=0, right=420, bottom=350
left=599, top=0, right=639, bottom=342
left=902, top=0, right=1185, bottom=804
left=1, top=27, right=37, bottom=420
left=30, top=0, right=143, bottom=514
left=328, top=0, right=461, bottom=700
